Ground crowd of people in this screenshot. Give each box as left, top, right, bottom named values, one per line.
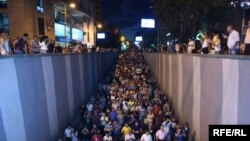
left=0, top=33, right=113, bottom=55
left=150, top=23, right=250, bottom=55
left=175, top=25, right=242, bottom=55
left=63, top=52, right=190, bottom=141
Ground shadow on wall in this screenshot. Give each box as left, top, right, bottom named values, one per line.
left=191, top=131, right=196, bottom=141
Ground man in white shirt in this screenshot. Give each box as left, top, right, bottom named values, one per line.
left=225, top=25, right=240, bottom=55
left=244, top=21, right=250, bottom=55
left=141, top=131, right=153, bottom=141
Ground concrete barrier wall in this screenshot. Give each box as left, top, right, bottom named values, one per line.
left=0, top=52, right=117, bottom=141
left=144, top=53, right=250, bottom=141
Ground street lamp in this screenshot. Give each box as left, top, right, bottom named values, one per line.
left=64, top=2, right=76, bottom=48
left=95, top=23, right=103, bottom=46
left=120, top=36, right=125, bottom=42
left=69, top=3, right=76, bottom=9
left=97, top=23, right=103, bottom=29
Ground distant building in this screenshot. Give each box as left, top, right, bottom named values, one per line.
left=0, top=0, right=96, bottom=46
left=53, top=0, right=95, bottom=46
left=94, top=0, right=102, bottom=25
left=0, top=0, right=54, bottom=40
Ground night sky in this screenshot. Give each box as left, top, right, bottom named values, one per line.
left=102, top=0, right=153, bottom=40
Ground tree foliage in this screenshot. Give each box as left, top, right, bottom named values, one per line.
left=154, top=0, right=242, bottom=41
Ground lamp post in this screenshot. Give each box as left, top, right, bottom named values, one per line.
left=64, top=2, right=76, bottom=48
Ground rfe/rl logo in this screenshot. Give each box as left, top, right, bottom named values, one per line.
left=213, top=129, right=247, bottom=136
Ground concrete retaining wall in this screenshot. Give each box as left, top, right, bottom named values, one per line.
left=144, top=53, right=250, bottom=141
left=0, top=52, right=117, bottom=141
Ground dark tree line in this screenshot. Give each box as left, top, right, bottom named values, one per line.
left=154, top=0, right=244, bottom=42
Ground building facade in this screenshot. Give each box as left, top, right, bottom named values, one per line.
left=94, top=0, right=102, bottom=24
left=0, top=0, right=96, bottom=46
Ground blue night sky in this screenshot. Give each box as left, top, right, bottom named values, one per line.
left=102, top=0, right=154, bottom=40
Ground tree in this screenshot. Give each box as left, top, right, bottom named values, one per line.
left=154, top=0, right=242, bottom=42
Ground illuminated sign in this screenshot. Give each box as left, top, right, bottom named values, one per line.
left=72, top=28, right=84, bottom=41
left=135, top=36, right=143, bottom=41
left=141, top=19, right=155, bottom=28
left=97, top=33, right=105, bottom=39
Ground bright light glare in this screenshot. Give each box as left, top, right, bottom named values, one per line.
left=135, top=36, right=143, bottom=41
left=120, top=36, right=125, bottom=42
left=141, top=19, right=155, bottom=28
left=97, top=33, right=105, bottom=39
left=69, top=3, right=76, bottom=8
left=97, top=24, right=103, bottom=29
left=166, top=33, right=171, bottom=36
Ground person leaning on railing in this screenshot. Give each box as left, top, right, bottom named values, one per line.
left=13, top=33, right=29, bottom=54
left=30, top=35, right=40, bottom=54
left=0, top=32, right=12, bottom=55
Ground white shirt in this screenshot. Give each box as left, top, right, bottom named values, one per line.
left=156, top=130, right=166, bottom=140
left=162, top=121, right=172, bottom=135
left=227, top=30, right=240, bottom=49
left=39, top=41, right=48, bottom=51
left=103, top=135, right=112, bottom=141
left=112, top=103, right=118, bottom=110
left=136, top=68, right=142, bottom=74
left=0, top=38, right=6, bottom=55
left=202, top=39, right=209, bottom=48
left=212, top=36, right=221, bottom=51
left=245, top=28, right=250, bottom=44
left=141, top=133, right=153, bottom=141
left=64, top=128, right=71, bottom=137
left=87, top=103, right=93, bottom=112
left=187, top=40, right=195, bottom=54
left=125, top=133, right=135, bottom=141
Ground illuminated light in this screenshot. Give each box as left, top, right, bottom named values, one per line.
left=134, top=41, right=141, bottom=49
left=134, top=41, right=139, bottom=46
left=141, top=19, right=155, bottom=28
left=195, top=31, right=205, bottom=41
left=135, top=36, right=143, bottom=41
left=97, top=24, right=103, bottom=29
left=121, top=42, right=126, bottom=50
left=126, top=41, right=130, bottom=46
left=120, top=36, right=125, bottom=42
left=72, top=28, right=84, bottom=41
left=97, top=33, right=105, bottom=39
left=166, top=33, right=171, bottom=37
left=69, top=3, right=76, bottom=8
left=150, top=44, right=156, bottom=48
left=55, top=23, right=71, bottom=43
